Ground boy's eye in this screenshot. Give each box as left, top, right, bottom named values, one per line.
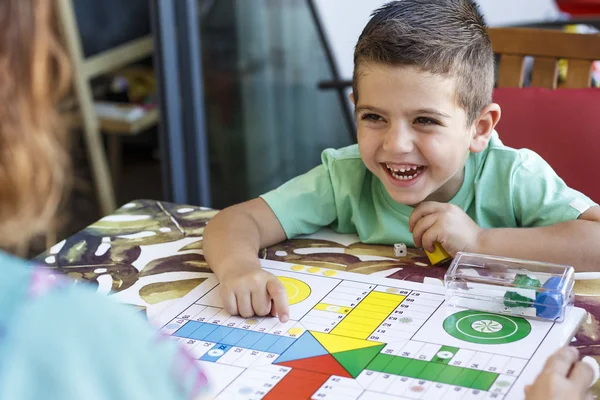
left=362, top=113, right=384, bottom=122
left=415, top=117, right=440, bottom=126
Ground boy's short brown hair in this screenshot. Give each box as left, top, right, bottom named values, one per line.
left=353, top=0, right=494, bottom=124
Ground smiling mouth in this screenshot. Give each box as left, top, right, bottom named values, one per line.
left=384, top=163, right=426, bottom=180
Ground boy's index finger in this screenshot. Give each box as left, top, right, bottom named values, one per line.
left=409, top=201, right=438, bottom=232
left=266, top=277, right=290, bottom=323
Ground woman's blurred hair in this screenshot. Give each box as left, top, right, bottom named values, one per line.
left=0, top=0, right=71, bottom=248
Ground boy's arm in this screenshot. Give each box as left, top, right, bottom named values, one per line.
left=475, top=206, right=600, bottom=272
left=411, top=203, right=600, bottom=271
left=203, top=198, right=290, bottom=321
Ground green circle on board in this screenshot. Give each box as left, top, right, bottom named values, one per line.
left=443, top=310, right=531, bottom=344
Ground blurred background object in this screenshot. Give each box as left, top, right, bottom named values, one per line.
left=556, top=0, right=600, bottom=15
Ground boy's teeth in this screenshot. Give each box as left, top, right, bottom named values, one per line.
left=386, top=163, right=419, bottom=173
left=386, top=163, right=424, bottom=180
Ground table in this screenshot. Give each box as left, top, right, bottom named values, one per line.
left=37, top=199, right=600, bottom=395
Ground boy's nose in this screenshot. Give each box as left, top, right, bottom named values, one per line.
left=383, top=125, right=414, bottom=153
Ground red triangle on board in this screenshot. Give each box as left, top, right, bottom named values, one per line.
left=277, top=353, right=352, bottom=378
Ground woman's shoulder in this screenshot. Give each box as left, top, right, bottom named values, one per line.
left=0, top=253, right=208, bottom=399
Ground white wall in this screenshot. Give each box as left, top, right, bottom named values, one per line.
left=312, top=0, right=561, bottom=80
left=476, top=0, right=560, bottom=27
left=313, top=0, right=388, bottom=79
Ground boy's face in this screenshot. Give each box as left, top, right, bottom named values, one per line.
left=354, top=63, right=480, bottom=206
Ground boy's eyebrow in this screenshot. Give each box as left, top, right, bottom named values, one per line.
left=415, top=108, right=451, bottom=119
left=354, top=105, right=386, bottom=115
left=354, top=105, right=451, bottom=119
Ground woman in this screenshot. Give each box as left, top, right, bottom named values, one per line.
left=0, top=1, right=207, bottom=398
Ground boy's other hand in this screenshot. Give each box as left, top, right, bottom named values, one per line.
left=409, top=201, right=483, bottom=255
left=218, top=266, right=290, bottom=323
left=525, top=346, right=593, bottom=400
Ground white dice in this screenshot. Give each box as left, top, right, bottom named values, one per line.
left=394, top=243, right=407, bottom=257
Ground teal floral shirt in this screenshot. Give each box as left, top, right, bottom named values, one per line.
left=0, top=252, right=208, bottom=399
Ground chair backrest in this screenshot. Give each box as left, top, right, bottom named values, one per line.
left=489, top=27, right=600, bottom=89
left=490, top=28, right=600, bottom=203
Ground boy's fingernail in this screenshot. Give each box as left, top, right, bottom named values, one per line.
left=281, top=315, right=289, bottom=323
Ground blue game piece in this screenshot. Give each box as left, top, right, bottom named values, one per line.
left=535, top=276, right=564, bottom=319
left=200, top=343, right=231, bottom=362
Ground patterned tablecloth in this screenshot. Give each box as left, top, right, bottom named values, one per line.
left=37, top=199, right=600, bottom=395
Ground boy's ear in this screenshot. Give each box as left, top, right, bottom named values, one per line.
left=349, top=92, right=355, bottom=105
left=470, top=103, right=501, bottom=153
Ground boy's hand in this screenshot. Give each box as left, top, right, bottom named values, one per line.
left=525, top=347, right=593, bottom=400
left=409, top=201, right=483, bottom=255
left=218, top=266, right=290, bottom=323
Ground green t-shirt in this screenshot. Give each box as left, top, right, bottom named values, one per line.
left=261, top=132, right=596, bottom=246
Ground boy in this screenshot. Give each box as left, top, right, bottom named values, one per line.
left=204, top=0, right=600, bottom=323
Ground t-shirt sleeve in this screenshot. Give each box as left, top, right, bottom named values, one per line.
left=512, top=149, right=597, bottom=227
left=0, top=284, right=209, bottom=400
left=260, top=151, right=338, bottom=238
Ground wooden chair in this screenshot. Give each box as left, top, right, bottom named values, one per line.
left=489, top=27, right=600, bottom=89
left=489, top=27, right=600, bottom=203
